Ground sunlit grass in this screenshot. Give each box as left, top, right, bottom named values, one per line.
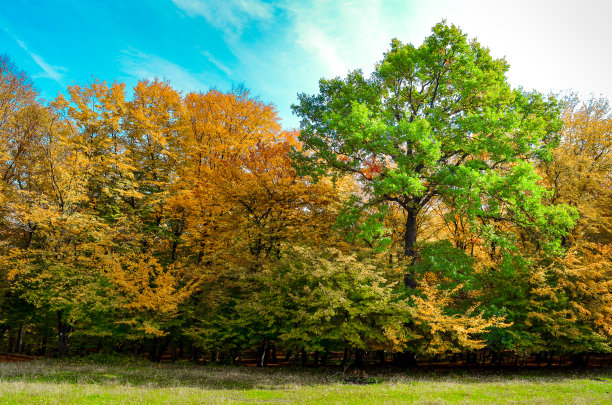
left=0, top=359, right=610, bottom=404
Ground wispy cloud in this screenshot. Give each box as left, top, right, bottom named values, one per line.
left=294, top=25, right=348, bottom=77
left=283, top=0, right=401, bottom=78
left=6, top=30, right=66, bottom=85
left=172, top=0, right=273, bottom=39
left=202, top=51, right=233, bottom=77
left=166, top=0, right=425, bottom=128
left=119, top=49, right=210, bottom=92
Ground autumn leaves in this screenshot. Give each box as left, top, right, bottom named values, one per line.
left=0, top=21, right=610, bottom=363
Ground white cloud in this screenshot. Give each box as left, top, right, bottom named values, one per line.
left=119, top=49, right=210, bottom=92
left=230, top=0, right=419, bottom=127
left=202, top=51, right=233, bottom=77
left=295, top=25, right=347, bottom=77
left=280, top=0, right=612, bottom=107
left=172, top=0, right=273, bottom=38
left=284, top=0, right=396, bottom=77
left=168, top=0, right=612, bottom=128
left=9, top=33, right=66, bottom=85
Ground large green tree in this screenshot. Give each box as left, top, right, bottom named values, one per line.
left=292, top=22, right=576, bottom=284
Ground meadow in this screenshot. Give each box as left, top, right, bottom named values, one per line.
left=0, top=359, right=610, bottom=404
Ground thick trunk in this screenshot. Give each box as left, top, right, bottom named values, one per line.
left=403, top=209, right=418, bottom=259
left=400, top=209, right=420, bottom=365
left=403, top=209, right=418, bottom=288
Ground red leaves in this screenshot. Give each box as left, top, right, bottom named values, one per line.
left=360, top=155, right=383, bottom=180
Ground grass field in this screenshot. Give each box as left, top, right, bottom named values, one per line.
left=0, top=359, right=610, bottom=404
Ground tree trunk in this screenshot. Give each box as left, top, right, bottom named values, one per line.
left=271, top=343, right=277, bottom=363
left=395, top=351, right=417, bottom=367
left=547, top=352, right=554, bottom=367
left=39, top=335, right=47, bottom=356
left=354, top=348, right=364, bottom=369
left=377, top=350, right=385, bottom=365
left=190, top=346, right=200, bottom=364
left=159, top=339, right=171, bottom=362
left=151, top=337, right=171, bottom=362
left=342, top=347, right=348, bottom=366
left=150, top=339, right=158, bottom=361
left=15, top=324, right=23, bottom=354
left=321, top=349, right=329, bottom=366
left=403, top=209, right=418, bottom=288
left=56, top=311, right=72, bottom=357
left=257, top=342, right=270, bottom=367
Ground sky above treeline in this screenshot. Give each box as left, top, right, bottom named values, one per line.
left=1, top=0, right=611, bottom=129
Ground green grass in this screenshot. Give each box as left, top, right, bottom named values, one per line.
left=0, top=359, right=610, bottom=404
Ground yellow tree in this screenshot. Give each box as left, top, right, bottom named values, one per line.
left=175, top=89, right=352, bottom=360
left=533, top=96, right=612, bottom=356
left=2, top=88, right=114, bottom=355
left=94, top=79, right=197, bottom=350
left=0, top=55, right=50, bottom=352
left=0, top=55, right=46, bottom=252
left=2, top=79, right=198, bottom=354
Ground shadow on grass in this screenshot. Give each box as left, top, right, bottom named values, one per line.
left=0, top=359, right=610, bottom=391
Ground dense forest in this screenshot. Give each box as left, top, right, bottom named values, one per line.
left=0, top=23, right=610, bottom=367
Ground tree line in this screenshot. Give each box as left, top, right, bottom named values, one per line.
left=0, top=22, right=610, bottom=366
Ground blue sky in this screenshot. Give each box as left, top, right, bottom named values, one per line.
left=1, top=0, right=611, bottom=129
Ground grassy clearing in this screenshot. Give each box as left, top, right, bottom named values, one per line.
left=0, top=359, right=610, bottom=404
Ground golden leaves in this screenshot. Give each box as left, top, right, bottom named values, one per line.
left=102, top=253, right=197, bottom=314
left=411, top=279, right=511, bottom=355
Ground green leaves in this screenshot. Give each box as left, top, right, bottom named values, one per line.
left=192, top=246, right=409, bottom=353
left=292, top=22, right=573, bottom=265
